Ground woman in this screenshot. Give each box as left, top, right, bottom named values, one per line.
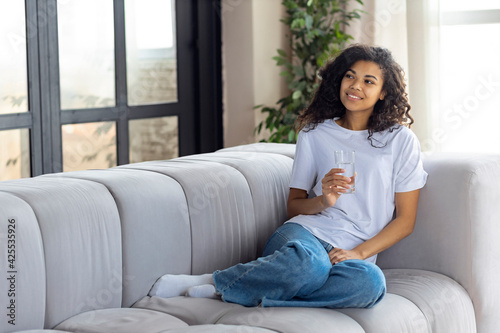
left=150, top=44, right=428, bottom=308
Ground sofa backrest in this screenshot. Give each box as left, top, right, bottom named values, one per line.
left=0, top=191, right=45, bottom=330
left=117, top=151, right=294, bottom=275
left=0, top=177, right=122, bottom=330
left=51, top=168, right=193, bottom=308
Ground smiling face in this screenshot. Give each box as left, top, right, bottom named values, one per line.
left=339, top=60, right=386, bottom=116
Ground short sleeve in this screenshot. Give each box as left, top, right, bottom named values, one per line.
left=290, top=131, right=317, bottom=194
left=394, top=130, right=428, bottom=193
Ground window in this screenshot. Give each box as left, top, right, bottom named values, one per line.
left=125, top=0, right=178, bottom=106
left=432, top=1, right=500, bottom=153
left=0, top=0, right=222, bottom=181
left=0, top=1, right=31, bottom=179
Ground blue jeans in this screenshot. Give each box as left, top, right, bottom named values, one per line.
left=213, top=223, right=386, bottom=308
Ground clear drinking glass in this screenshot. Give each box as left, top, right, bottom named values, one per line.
left=335, top=150, right=355, bottom=194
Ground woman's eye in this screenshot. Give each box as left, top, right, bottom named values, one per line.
left=365, top=80, right=374, bottom=84
left=345, top=74, right=354, bottom=79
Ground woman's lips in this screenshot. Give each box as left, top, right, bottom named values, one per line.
left=346, top=93, right=362, bottom=101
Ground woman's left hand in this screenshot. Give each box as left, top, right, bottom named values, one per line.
left=328, top=248, right=363, bottom=265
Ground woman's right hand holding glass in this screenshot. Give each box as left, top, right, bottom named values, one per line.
left=321, top=168, right=354, bottom=208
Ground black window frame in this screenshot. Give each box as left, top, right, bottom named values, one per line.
left=0, top=0, right=222, bottom=177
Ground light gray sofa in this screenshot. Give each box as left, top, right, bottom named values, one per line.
left=1, top=143, right=499, bottom=333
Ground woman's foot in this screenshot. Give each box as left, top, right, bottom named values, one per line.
left=149, top=274, right=214, bottom=298
left=186, top=284, right=219, bottom=299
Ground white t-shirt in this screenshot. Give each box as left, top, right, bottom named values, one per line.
left=288, top=118, right=428, bottom=263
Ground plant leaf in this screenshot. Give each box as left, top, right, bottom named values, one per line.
left=305, top=15, right=313, bottom=30
left=292, top=90, right=302, bottom=100
left=277, top=48, right=288, bottom=58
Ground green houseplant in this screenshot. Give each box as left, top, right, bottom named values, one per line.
left=255, top=0, right=364, bottom=143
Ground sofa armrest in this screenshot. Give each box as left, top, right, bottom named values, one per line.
left=377, top=153, right=500, bottom=333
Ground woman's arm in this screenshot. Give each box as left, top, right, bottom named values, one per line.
left=328, top=189, right=420, bottom=264
left=287, top=168, right=353, bottom=218
left=287, top=188, right=325, bottom=218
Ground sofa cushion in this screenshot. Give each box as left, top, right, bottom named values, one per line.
left=0, top=177, right=122, bottom=328
left=120, top=160, right=257, bottom=274
left=13, top=331, right=72, bottom=333
left=133, top=268, right=476, bottom=333
left=337, top=293, right=429, bottom=333
left=383, top=269, right=476, bottom=332
left=217, top=306, right=364, bottom=333
left=217, top=142, right=296, bottom=159
left=0, top=192, right=45, bottom=331
left=133, top=296, right=242, bottom=326
left=134, top=295, right=364, bottom=333
left=52, top=168, right=192, bottom=307
left=179, top=151, right=293, bottom=255
left=159, top=324, right=275, bottom=332
left=55, top=308, right=188, bottom=333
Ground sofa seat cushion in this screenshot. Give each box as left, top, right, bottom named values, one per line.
left=13, top=331, right=72, bottom=333
left=133, top=296, right=364, bottom=332
left=159, top=324, right=276, bottom=332
left=383, top=269, right=476, bottom=332
left=215, top=306, right=364, bottom=333
left=336, top=293, right=429, bottom=333
left=134, top=294, right=424, bottom=333
left=133, top=297, right=243, bottom=326
left=54, top=308, right=188, bottom=333
left=134, top=269, right=475, bottom=332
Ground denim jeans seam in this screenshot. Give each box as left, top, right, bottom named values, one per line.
left=274, top=229, right=290, bottom=244
left=219, top=229, right=291, bottom=296
left=220, top=229, right=290, bottom=294
left=220, top=249, right=288, bottom=294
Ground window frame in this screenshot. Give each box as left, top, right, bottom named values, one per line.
left=0, top=0, right=222, bottom=178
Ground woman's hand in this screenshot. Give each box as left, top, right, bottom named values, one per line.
left=286, top=170, right=356, bottom=218
left=321, top=168, right=356, bottom=208
left=328, top=247, right=363, bottom=265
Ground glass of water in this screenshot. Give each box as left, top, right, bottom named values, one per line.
left=335, top=150, right=355, bottom=194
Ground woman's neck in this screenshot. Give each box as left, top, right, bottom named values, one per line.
left=336, top=113, right=370, bottom=131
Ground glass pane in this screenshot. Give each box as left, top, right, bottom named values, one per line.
left=62, top=122, right=117, bottom=172
left=0, top=129, right=30, bottom=181
left=440, top=0, right=500, bottom=11
left=0, top=1, right=28, bottom=114
left=125, top=0, right=178, bottom=106
left=57, top=0, right=115, bottom=110
left=129, top=116, right=178, bottom=163
left=438, top=23, right=500, bottom=153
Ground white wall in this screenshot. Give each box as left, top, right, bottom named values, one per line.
left=221, top=0, right=288, bottom=147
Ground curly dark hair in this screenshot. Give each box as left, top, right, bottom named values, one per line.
left=296, top=44, right=413, bottom=146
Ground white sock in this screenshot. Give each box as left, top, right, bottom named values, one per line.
left=185, top=284, right=219, bottom=299
left=149, top=274, right=214, bottom=298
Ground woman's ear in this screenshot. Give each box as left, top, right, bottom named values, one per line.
left=380, top=91, right=386, bottom=100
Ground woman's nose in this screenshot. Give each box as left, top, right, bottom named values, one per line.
left=350, top=79, right=362, bottom=90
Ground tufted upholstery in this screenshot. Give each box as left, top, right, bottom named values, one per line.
left=1, top=143, right=499, bottom=332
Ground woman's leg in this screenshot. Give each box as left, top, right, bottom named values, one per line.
left=213, top=223, right=332, bottom=307
left=260, top=259, right=386, bottom=308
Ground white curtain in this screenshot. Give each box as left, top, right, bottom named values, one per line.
left=347, top=0, right=500, bottom=154
left=404, top=0, right=440, bottom=152
left=345, top=0, right=438, bottom=150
